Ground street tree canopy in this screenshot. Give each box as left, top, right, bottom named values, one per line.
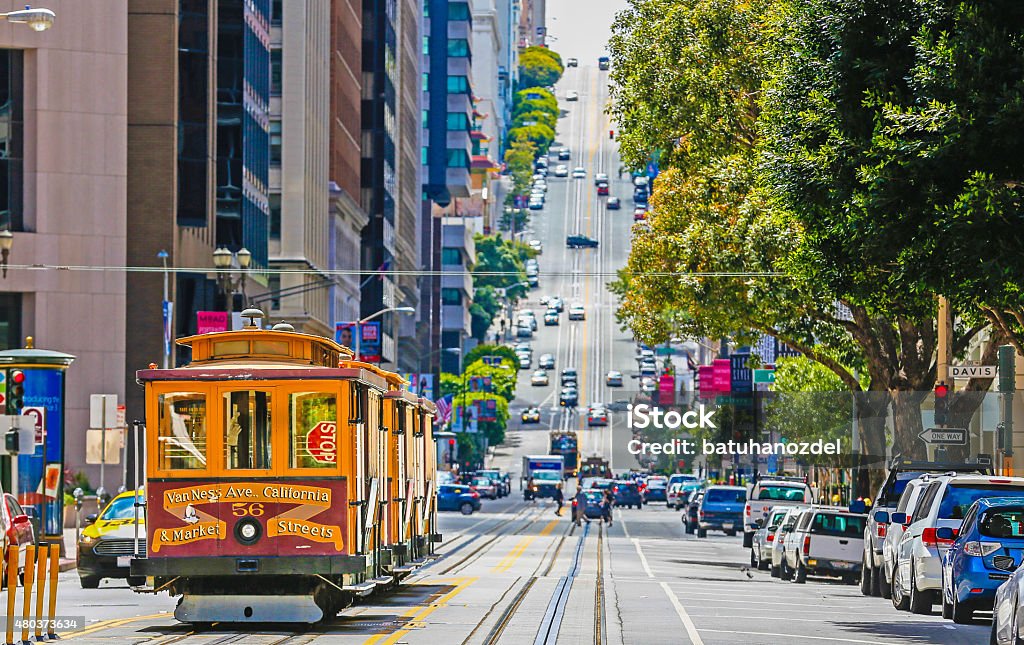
left=519, top=47, right=564, bottom=88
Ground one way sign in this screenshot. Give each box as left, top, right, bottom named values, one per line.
left=919, top=427, right=968, bottom=446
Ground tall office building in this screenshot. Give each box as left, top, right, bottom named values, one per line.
left=361, top=0, right=422, bottom=371
left=126, top=0, right=270, bottom=419
left=423, top=0, right=475, bottom=374
left=265, top=0, right=333, bottom=337
left=0, top=1, right=128, bottom=489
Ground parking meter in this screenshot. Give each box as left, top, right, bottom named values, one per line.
left=73, top=487, right=84, bottom=544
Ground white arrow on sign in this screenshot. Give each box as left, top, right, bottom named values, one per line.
left=918, top=427, right=968, bottom=446
left=949, top=365, right=997, bottom=379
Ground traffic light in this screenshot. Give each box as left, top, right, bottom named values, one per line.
left=8, top=370, right=24, bottom=413
left=934, top=382, right=949, bottom=426
left=448, top=438, right=456, bottom=467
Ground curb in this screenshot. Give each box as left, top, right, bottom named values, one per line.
left=59, top=559, right=76, bottom=573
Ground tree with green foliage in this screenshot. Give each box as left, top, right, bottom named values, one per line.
left=504, top=139, right=537, bottom=196
left=463, top=344, right=520, bottom=369
left=472, top=234, right=529, bottom=298
left=512, top=88, right=557, bottom=119
left=470, top=286, right=503, bottom=342
left=519, top=46, right=564, bottom=88
left=508, top=124, right=555, bottom=152
left=511, top=109, right=557, bottom=132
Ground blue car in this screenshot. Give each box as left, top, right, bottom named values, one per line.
left=437, top=484, right=481, bottom=515
left=941, top=497, right=1024, bottom=623
left=612, top=482, right=643, bottom=509
left=697, top=485, right=746, bottom=538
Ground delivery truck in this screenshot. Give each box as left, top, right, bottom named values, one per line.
left=523, top=455, right=565, bottom=500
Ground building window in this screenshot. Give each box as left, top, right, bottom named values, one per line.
left=421, top=146, right=428, bottom=166
left=271, top=49, right=282, bottom=95
left=268, top=273, right=281, bottom=310
left=272, top=0, right=282, bottom=24
left=422, top=35, right=429, bottom=55
left=447, top=39, right=469, bottom=57
left=441, top=248, right=462, bottom=266
left=448, top=2, right=470, bottom=20
left=270, top=121, right=282, bottom=165
left=178, top=0, right=209, bottom=226
left=269, top=193, right=281, bottom=239
left=446, top=75, right=469, bottom=94
left=446, top=148, right=470, bottom=169
left=446, top=112, right=469, bottom=131
left=441, top=288, right=462, bottom=305
left=422, top=72, right=429, bottom=92
left=0, top=50, right=23, bottom=233
left=422, top=109, right=428, bottom=129
left=0, top=294, right=20, bottom=350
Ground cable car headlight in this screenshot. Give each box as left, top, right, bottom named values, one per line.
left=235, top=517, right=262, bottom=545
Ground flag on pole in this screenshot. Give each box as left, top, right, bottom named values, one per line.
left=435, top=394, right=453, bottom=424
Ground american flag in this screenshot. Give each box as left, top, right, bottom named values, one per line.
left=435, top=394, right=453, bottom=424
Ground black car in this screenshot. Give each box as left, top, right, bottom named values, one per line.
left=558, top=148, right=571, bottom=160
left=560, top=368, right=579, bottom=386
left=683, top=491, right=704, bottom=534
left=566, top=234, right=599, bottom=248
left=607, top=196, right=621, bottom=210
left=633, top=189, right=649, bottom=205
left=613, top=482, right=643, bottom=509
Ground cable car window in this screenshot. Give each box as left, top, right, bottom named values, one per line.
left=157, top=392, right=208, bottom=470
left=289, top=392, right=337, bottom=468
left=224, top=390, right=273, bottom=469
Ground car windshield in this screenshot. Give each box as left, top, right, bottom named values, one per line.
left=533, top=472, right=561, bottom=482
left=810, top=513, right=865, bottom=537
left=980, top=508, right=1024, bottom=538
left=940, top=484, right=1024, bottom=520
left=101, top=495, right=143, bottom=521
left=757, top=485, right=807, bottom=501
left=616, top=484, right=637, bottom=492
left=585, top=492, right=603, bottom=503
left=473, top=478, right=491, bottom=487
left=706, top=489, right=746, bottom=503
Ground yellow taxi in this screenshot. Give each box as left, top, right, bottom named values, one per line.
left=77, top=489, right=144, bottom=588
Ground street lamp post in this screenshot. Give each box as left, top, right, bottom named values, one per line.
left=353, top=306, right=415, bottom=362
left=213, top=247, right=252, bottom=320
left=0, top=6, right=55, bottom=31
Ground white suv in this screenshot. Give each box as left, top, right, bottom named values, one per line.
left=892, top=474, right=1024, bottom=614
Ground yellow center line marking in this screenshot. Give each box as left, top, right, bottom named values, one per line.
left=363, top=576, right=478, bottom=645
left=63, top=612, right=169, bottom=639
left=490, top=518, right=562, bottom=573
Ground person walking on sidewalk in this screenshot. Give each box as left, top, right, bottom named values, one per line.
left=553, top=486, right=564, bottom=516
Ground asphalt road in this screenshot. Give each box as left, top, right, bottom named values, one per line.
left=48, top=62, right=991, bottom=645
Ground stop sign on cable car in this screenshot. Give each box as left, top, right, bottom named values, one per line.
left=305, top=421, right=338, bottom=463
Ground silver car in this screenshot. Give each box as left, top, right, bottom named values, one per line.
left=751, top=507, right=790, bottom=570
left=770, top=506, right=809, bottom=579
left=880, top=476, right=933, bottom=599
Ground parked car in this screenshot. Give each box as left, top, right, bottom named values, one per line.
left=566, top=234, right=599, bottom=248
left=698, top=486, right=747, bottom=538
left=613, top=482, right=643, bottom=509
left=991, top=549, right=1024, bottom=644
left=530, top=369, right=549, bottom=386
left=528, top=239, right=543, bottom=253
left=544, top=310, right=559, bottom=326
left=606, top=370, right=623, bottom=387
left=607, top=196, right=621, bottom=210
left=587, top=406, right=608, bottom=427
left=942, top=497, right=1024, bottom=623
left=558, top=147, right=571, bottom=160
left=880, top=476, right=935, bottom=600
left=639, top=376, right=657, bottom=393
left=751, top=507, right=790, bottom=570
left=633, top=207, right=647, bottom=221
left=742, top=476, right=814, bottom=548
left=683, top=491, right=704, bottom=534
left=518, top=353, right=532, bottom=369
left=520, top=407, right=541, bottom=423
left=862, top=457, right=991, bottom=598
left=437, top=484, right=481, bottom=515
left=539, top=353, right=555, bottom=369
left=471, top=476, right=499, bottom=500
left=528, top=198, right=544, bottom=210
left=891, top=474, right=1024, bottom=614
left=666, top=482, right=687, bottom=510
left=553, top=164, right=569, bottom=177
left=785, top=508, right=865, bottom=584
left=568, top=304, right=586, bottom=320
left=644, top=476, right=669, bottom=503
left=77, top=489, right=140, bottom=588
left=771, top=506, right=810, bottom=578
left=516, top=324, right=533, bottom=339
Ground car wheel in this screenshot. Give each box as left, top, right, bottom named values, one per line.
left=891, top=563, right=910, bottom=611
left=460, top=502, right=474, bottom=515
left=127, top=575, right=145, bottom=587
left=79, top=575, right=100, bottom=589
left=793, top=562, right=807, bottom=584
left=697, top=528, right=707, bottom=538
left=780, top=560, right=793, bottom=581
left=750, top=551, right=757, bottom=568
left=942, top=585, right=953, bottom=620
left=879, top=561, right=892, bottom=599
left=870, top=561, right=882, bottom=597
left=758, top=556, right=770, bottom=571
left=951, top=590, right=973, bottom=624
left=860, top=555, right=872, bottom=595
left=742, top=532, right=753, bottom=548
left=909, top=562, right=933, bottom=615
left=770, top=564, right=780, bottom=578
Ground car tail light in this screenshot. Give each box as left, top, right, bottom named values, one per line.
left=745, top=505, right=751, bottom=516
left=876, top=523, right=887, bottom=539
left=922, top=527, right=957, bottom=548
left=989, top=479, right=1013, bottom=484
left=803, top=535, right=811, bottom=556
left=470, top=491, right=480, bottom=498
left=964, top=541, right=1000, bottom=557
left=698, top=509, right=704, bottom=520
left=766, top=534, right=774, bottom=542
